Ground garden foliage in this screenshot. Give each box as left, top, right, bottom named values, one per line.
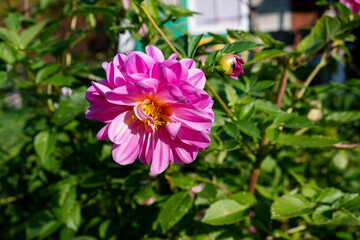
left=0, top=0, right=360, bottom=239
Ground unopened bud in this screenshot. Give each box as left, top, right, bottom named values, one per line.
left=217, top=54, right=245, bottom=79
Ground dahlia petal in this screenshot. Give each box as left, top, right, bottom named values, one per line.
left=139, top=131, right=153, bottom=165
left=108, top=111, right=134, bottom=144
left=134, top=100, right=152, bottom=122
left=113, top=53, right=126, bottom=69
left=102, top=62, right=108, bottom=71
left=105, top=85, right=143, bottom=106
left=124, top=54, right=150, bottom=75
left=150, top=128, right=170, bottom=174
left=146, top=46, right=165, bottom=62
left=187, top=69, right=206, bottom=89
left=135, top=78, right=160, bottom=93
left=85, top=104, right=128, bottom=123
left=177, top=81, right=201, bottom=104
left=151, top=62, right=176, bottom=83
left=96, top=124, right=110, bottom=140
left=156, top=84, right=189, bottom=104
left=171, top=138, right=198, bottom=164
left=177, top=126, right=211, bottom=149
left=180, top=58, right=196, bottom=69
left=92, top=80, right=111, bottom=95
left=85, top=91, right=128, bottom=123
left=166, top=122, right=181, bottom=140
left=171, top=105, right=213, bottom=131
left=168, top=53, right=177, bottom=60
left=112, top=125, right=142, bottom=165
left=106, top=62, right=126, bottom=88
left=163, top=61, right=188, bottom=81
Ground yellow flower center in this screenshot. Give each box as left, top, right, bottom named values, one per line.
left=142, top=101, right=168, bottom=130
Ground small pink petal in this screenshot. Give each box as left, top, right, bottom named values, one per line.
left=166, top=122, right=181, bottom=140
left=150, top=128, right=170, bottom=174
left=146, top=46, right=165, bottom=62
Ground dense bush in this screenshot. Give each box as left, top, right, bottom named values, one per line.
left=1, top=0, right=360, bottom=239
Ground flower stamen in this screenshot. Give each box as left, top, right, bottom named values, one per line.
left=142, top=101, right=167, bottom=130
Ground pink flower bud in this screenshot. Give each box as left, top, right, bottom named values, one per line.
left=341, top=0, right=360, bottom=14
left=218, top=54, right=245, bottom=79
left=249, top=225, right=257, bottom=234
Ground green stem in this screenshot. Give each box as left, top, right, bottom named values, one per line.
left=140, top=4, right=181, bottom=58
left=296, top=52, right=327, bottom=99
left=141, top=3, right=233, bottom=117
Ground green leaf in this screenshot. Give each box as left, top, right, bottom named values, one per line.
left=249, top=49, right=286, bottom=63
left=43, top=75, right=77, bottom=86
left=224, top=84, right=239, bottom=106
left=174, top=34, right=189, bottom=58
left=172, top=176, right=197, bottom=189
left=166, top=4, right=196, bottom=17
left=251, top=80, right=274, bottom=92
left=27, top=211, right=62, bottom=239
left=222, top=41, right=263, bottom=54
left=277, top=134, right=339, bottom=147
left=325, top=111, right=360, bottom=123
left=223, top=122, right=239, bottom=138
left=256, top=32, right=286, bottom=49
left=53, top=87, right=88, bottom=125
left=34, top=131, right=56, bottom=161
left=20, top=21, right=48, bottom=49
left=66, top=203, right=81, bottom=231
left=229, top=192, right=257, bottom=206
left=297, top=30, right=324, bottom=54
left=158, top=191, right=193, bottom=233
left=205, top=50, right=220, bottom=70
left=237, top=119, right=260, bottom=139
left=197, top=183, right=217, bottom=200
left=237, top=102, right=255, bottom=120
left=188, top=34, right=203, bottom=58
left=35, top=64, right=60, bottom=84
left=145, top=0, right=159, bottom=22
left=0, top=71, right=9, bottom=89
left=4, top=13, right=22, bottom=32
left=271, top=194, right=314, bottom=219
left=72, top=5, right=119, bottom=17
left=316, top=188, right=343, bottom=205
left=314, top=15, right=341, bottom=40
left=283, top=116, right=315, bottom=128
left=0, top=42, right=16, bottom=63
left=254, top=99, right=283, bottom=115
left=202, top=199, right=249, bottom=225
left=265, top=126, right=280, bottom=142
left=0, top=27, right=21, bottom=47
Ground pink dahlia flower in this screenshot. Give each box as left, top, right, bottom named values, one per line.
left=218, top=54, right=245, bottom=80
left=341, top=0, right=360, bottom=14
left=85, top=46, right=214, bottom=174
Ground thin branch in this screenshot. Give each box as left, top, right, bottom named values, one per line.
left=275, top=68, right=290, bottom=107
left=248, top=168, right=260, bottom=194
left=333, top=143, right=360, bottom=149
left=296, top=52, right=327, bottom=99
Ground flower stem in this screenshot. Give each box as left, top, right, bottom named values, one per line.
left=140, top=4, right=182, bottom=58
left=205, top=81, right=233, bottom=117
left=141, top=4, right=233, bottom=117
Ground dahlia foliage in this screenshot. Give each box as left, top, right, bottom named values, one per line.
left=85, top=46, right=214, bottom=174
